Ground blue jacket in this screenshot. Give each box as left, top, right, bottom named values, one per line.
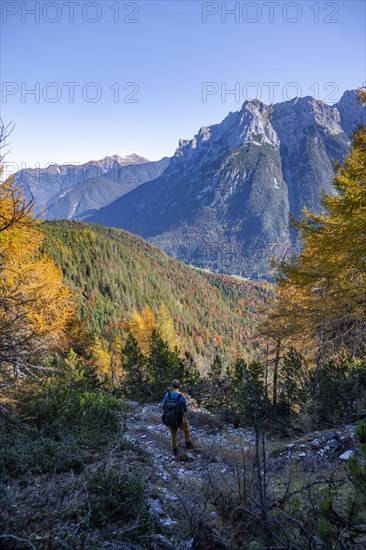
left=162, top=390, right=188, bottom=413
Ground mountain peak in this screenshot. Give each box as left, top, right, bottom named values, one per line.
left=242, top=97, right=266, bottom=109
left=175, top=97, right=279, bottom=159
left=121, top=153, right=151, bottom=164
left=335, top=89, right=366, bottom=135
left=337, top=89, right=359, bottom=103
left=97, top=153, right=150, bottom=168
left=271, top=94, right=345, bottom=145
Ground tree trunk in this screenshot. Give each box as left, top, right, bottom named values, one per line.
left=273, top=341, right=280, bottom=406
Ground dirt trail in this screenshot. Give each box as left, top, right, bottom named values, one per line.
left=124, top=401, right=255, bottom=548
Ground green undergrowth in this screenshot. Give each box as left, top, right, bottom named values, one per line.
left=0, top=352, right=157, bottom=548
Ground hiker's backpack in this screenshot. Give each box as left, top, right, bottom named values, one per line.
left=162, top=392, right=184, bottom=428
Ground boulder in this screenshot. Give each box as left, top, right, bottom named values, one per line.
left=148, top=498, right=164, bottom=517
left=324, top=432, right=338, bottom=441
left=339, top=450, right=355, bottom=461
left=327, top=439, right=342, bottom=451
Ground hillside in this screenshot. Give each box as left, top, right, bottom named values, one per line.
left=89, top=91, right=365, bottom=279
left=42, top=221, right=270, bottom=365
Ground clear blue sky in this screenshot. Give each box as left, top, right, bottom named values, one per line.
left=1, top=0, right=365, bottom=170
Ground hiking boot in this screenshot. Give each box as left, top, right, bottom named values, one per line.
left=186, top=441, right=194, bottom=450
left=172, top=448, right=178, bottom=457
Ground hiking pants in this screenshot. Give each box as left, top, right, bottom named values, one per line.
left=169, top=415, right=191, bottom=449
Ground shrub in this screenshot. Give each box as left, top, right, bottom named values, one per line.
left=316, top=359, right=366, bottom=422
left=85, top=465, right=152, bottom=532
left=0, top=351, right=127, bottom=477
left=0, top=433, right=84, bottom=476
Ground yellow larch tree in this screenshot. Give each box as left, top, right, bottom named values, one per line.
left=128, top=305, right=157, bottom=355
left=264, top=88, right=366, bottom=364
left=0, top=174, right=76, bottom=375
left=157, top=303, right=179, bottom=350
left=127, top=304, right=179, bottom=356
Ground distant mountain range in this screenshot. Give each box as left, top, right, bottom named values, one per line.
left=15, top=90, right=365, bottom=279
left=88, top=90, right=365, bottom=279
left=14, top=154, right=169, bottom=220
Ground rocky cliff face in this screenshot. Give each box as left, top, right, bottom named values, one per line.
left=89, top=91, right=364, bottom=279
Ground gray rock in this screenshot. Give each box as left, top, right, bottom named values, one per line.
left=160, top=517, right=178, bottom=529
left=286, top=443, right=296, bottom=450
left=324, top=432, right=338, bottom=441
left=299, top=452, right=307, bottom=458
left=310, top=439, right=321, bottom=449
left=148, top=498, right=164, bottom=517
left=166, top=495, right=178, bottom=502
left=210, top=511, right=218, bottom=520
left=126, top=400, right=140, bottom=409
left=327, top=439, right=342, bottom=451
left=340, top=450, right=355, bottom=461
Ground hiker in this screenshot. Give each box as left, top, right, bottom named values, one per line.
left=162, top=379, right=194, bottom=457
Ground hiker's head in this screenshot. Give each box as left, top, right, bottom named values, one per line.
left=172, top=379, right=180, bottom=390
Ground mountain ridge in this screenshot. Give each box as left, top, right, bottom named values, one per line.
left=88, top=90, right=365, bottom=279
left=14, top=154, right=170, bottom=220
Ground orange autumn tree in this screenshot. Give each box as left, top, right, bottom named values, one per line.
left=0, top=168, right=76, bottom=376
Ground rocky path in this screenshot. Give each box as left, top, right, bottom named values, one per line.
left=123, top=402, right=360, bottom=549
left=124, top=401, right=255, bottom=548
